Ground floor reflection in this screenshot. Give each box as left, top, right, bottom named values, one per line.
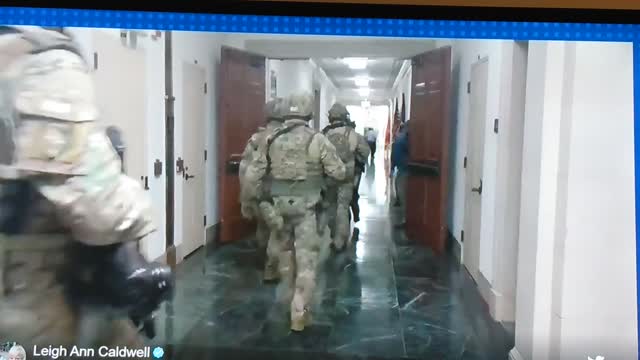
left=152, top=149, right=513, bottom=360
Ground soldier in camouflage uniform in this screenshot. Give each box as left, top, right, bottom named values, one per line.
left=322, top=103, right=370, bottom=251
left=0, top=26, right=172, bottom=355
left=347, top=118, right=369, bottom=224
left=239, top=98, right=285, bottom=281
left=245, top=92, right=346, bottom=331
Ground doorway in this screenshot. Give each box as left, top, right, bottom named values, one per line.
left=180, top=62, right=207, bottom=259
left=463, top=58, right=489, bottom=282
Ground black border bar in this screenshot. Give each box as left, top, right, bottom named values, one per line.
left=4, top=0, right=640, bottom=24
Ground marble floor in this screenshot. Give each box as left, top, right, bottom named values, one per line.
left=150, top=153, right=513, bottom=360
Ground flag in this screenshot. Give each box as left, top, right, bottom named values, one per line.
left=384, top=105, right=392, bottom=149
left=392, top=98, right=401, bottom=139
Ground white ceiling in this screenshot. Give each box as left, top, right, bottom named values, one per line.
left=314, top=57, right=404, bottom=104
left=242, top=34, right=436, bottom=105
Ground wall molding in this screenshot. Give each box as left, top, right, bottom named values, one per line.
left=153, top=223, right=219, bottom=268
left=508, top=347, right=525, bottom=360
left=391, top=59, right=412, bottom=93
left=446, top=229, right=462, bottom=265
left=206, top=222, right=220, bottom=248
left=477, top=269, right=502, bottom=319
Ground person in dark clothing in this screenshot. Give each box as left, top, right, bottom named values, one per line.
left=390, top=121, right=409, bottom=227
left=366, top=128, right=378, bottom=161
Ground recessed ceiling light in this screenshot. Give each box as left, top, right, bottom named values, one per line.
left=358, top=88, right=370, bottom=96
left=354, top=76, right=370, bottom=87
left=343, top=57, right=368, bottom=70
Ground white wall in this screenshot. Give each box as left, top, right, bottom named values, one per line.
left=391, top=60, right=412, bottom=122
left=437, top=39, right=508, bottom=287
left=270, top=59, right=313, bottom=98
left=68, top=28, right=167, bottom=261
left=310, top=59, right=338, bottom=130
left=491, top=41, right=529, bottom=322
left=267, top=59, right=337, bottom=130
left=69, top=29, right=250, bottom=261
left=512, top=41, right=637, bottom=360
left=552, top=41, right=636, bottom=359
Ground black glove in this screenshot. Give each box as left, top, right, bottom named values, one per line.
left=102, top=242, right=174, bottom=316
left=68, top=241, right=174, bottom=339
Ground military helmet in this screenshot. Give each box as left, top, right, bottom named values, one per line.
left=328, top=103, right=349, bottom=122
left=283, top=92, right=314, bottom=121
left=265, top=98, right=285, bottom=122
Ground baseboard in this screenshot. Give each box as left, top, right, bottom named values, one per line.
left=154, top=245, right=178, bottom=269
left=446, top=229, right=462, bottom=265
left=206, top=223, right=220, bottom=247
left=476, top=270, right=502, bottom=320
left=509, top=347, right=525, bottom=360
left=151, top=224, right=219, bottom=269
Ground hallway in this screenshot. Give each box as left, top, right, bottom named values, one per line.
left=150, top=153, right=513, bottom=360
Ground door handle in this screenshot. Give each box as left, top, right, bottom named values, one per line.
left=185, top=173, right=195, bottom=180
left=226, top=158, right=241, bottom=174
left=140, top=176, right=149, bottom=190
left=471, top=179, right=483, bottom=195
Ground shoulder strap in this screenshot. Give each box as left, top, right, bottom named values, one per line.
left=265, top=123, right=308, bottom=174
left=18, top=27, right=84, bottom=59
left=345, top=127, right=356, bottom=151
left=305, top=132, right=319, bottom=154
left=321, top=121, right=346, bottom=135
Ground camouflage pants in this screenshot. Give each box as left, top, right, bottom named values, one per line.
left=268, top=196, right=321, bottom=330
left=255, top=217, right=269, bottom=251
left=327, top=181, right=354, bottom=249
left=0, top=237, right=142, bottom=359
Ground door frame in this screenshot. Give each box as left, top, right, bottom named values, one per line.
left=164, top=31, right=176, bottom=266
left=491, top=41, right=529, bottom=323
left=180, top=61, right=208, bottom=260
left=462, top=56, right=489, bottom=282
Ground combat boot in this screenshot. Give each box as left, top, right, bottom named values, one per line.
left=263, top=262, right=280, bottom=283
left=291, top=308, right=313, bottom=332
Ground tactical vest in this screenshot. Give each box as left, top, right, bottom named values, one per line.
left=0, top=27, right=84, bottom=296
left=323, top=122, right=356, bottom=178
left=266, top=122, right=323, bottom=196
left=1, top=25, right=87, bottom=218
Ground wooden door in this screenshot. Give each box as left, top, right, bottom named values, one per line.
left=180, top=62, right=207, bottom=259
left=218, top=46, right=266, bottom=244
left=406, top=46, right=452, bottom=254
left=463, top=58, right=489, bottom=280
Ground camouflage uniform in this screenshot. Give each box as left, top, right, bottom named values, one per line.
left=239, top=98, right=285, bottom=280
left=349, top=120, right=369, bottom=223
left=245, top=93, right=346, bottom=331
left=0, top=26, right=170, bottom=355
left=322, top=103, right=369, bottom=251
